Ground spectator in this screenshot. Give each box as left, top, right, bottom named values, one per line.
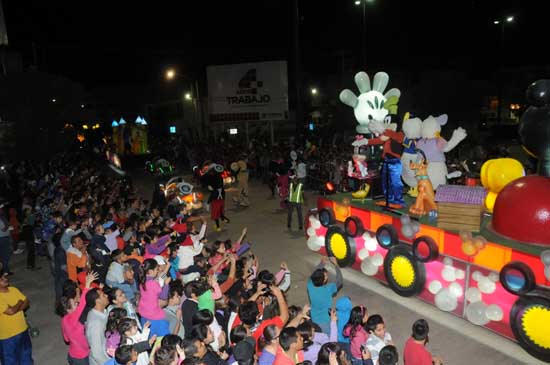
left=365, top=314, right=392, bottom=364
left=0, top=207, right=13, bottom=275
left=83, top=288, right=110, bottom=365
left=0, top=266, right=33, bottom=364
left=403, top=319, right=443, bottom=365
left=343, top=306, right=369, bottom=365
left=307, top=257, right=342, bottom=334
left=273, top=327, right=304, bottom=365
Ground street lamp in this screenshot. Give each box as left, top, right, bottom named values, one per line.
left=493, top=15, right=515, bottom=125
left=354, top=0, right=375, bottom=69
left=165, top=68, right=176, bottom=81
left=311, top=88, right=318, bottom=95
left=164, top=68, right=203, bottom=134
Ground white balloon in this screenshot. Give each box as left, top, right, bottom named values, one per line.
left=472, top=271, right=483, bottom=282
left=363, top=234, right=378, bottom=251
left=314, top=235, right=325, bottom=247
left=307, top=236, right=322, bottom=251
left=442, top=266, right=457, bottom=282
left=465, top=287, right=482, bottom=303
left=371, top=253, right=384, bottom=267
left=455, top=269, right=465, bottom=280
left=400, top=215, right=411, bottom=225
left=428, top=280, right=442, bottom=294
left=402, top=225, right=414, bottom=239
left=310, top=218, right=321, bottom=229
left=485, top=304, right=504, bottom=321
left=361, top=259, right=379, bottom=276
left=358, top=249, right=370, bottom=260
left=541, top=250, right=550, bottom=266
left=443, top=257, right=453, bottom=266
left=448, top=282, right=464, bottom=298
left=306, top=227, right=316, bottom=237
left=435, top=288, right=458, bottom=312
left=545, top=266, right=550, bottom=281
left=478, top=277, right=497, bottom=294
left=488, top=272, right=500, bottom=283
left=466, top=302, right=490, bottom=326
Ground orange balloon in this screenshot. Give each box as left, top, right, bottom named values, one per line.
left=462, top=240, right=477, bottom=256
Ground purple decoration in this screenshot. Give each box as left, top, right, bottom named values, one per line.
left=435, top=185, right=487, bottom=205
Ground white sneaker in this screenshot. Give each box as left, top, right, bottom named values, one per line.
left=13, top=249, right=25, bottom=255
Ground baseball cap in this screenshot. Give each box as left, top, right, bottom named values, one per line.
left=102, top=221, right=115, bottom=229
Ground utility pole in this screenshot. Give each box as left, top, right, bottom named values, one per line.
left=293, top=0, right=303, bottom=138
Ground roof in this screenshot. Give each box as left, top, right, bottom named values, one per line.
left=435, top=185, right=487, bottom=205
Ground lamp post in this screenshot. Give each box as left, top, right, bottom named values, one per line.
left=164, top=68, right=203, bottom=136
left=493, top=15, right=514, bottom=125
left=355, top=0, right=374, bottom=69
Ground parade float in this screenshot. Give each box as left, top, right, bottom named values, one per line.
left=305, top=74, right=550, bottom=362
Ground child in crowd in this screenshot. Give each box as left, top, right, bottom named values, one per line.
left=343, top=305, right=370, bottom=365
left=138, top=259, right=171, bottom=337
left=119, top=318, right=153, bottom=365
left=365, top=314, right=393, bottom=364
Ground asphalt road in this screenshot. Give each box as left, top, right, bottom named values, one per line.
left=9, top=169, right=545, bottom=365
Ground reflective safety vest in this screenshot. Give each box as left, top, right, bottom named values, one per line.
left=288, top=182, right=304, bottom=203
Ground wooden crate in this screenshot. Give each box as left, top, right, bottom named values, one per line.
left=437, top=202, right=483, bottom=232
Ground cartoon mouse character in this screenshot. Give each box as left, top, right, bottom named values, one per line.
left=353, top=119, right=405, bottom=207
left=401, top=115, right=423, bottom=193
left=416, top=114, right=467, bottom=189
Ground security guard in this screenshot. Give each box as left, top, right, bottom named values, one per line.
left=287, top=172, right=304, bottom=230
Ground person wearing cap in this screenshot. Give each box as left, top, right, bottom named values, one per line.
left=0, top=267, right=33, bottom=365
left=287, top=173, right=304, bottom=231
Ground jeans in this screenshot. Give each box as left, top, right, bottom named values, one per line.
left=381, top=157, right=405, bottom=205
left=287, top=202, right=303, bottom=229
left=0, top=236, right=11, bottom=273
left=0, top=330, right=33, bottom=365
left=67, top=354, right=89, bottom=365
left=140, top=317, right=170, bottom=338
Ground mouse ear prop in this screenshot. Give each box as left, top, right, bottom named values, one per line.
left=339, top=89, right=358, bottom=109
left=436, top=114, right=448, bottom=126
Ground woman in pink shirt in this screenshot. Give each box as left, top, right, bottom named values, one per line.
left=137, top=259, right=171, bottom=337
left=59, top=272, right=98, bottom=365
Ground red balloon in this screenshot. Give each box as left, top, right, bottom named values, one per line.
left=492, top=176, right=550, bottom=245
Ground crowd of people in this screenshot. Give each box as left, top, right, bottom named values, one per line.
left=0, top=152, right=443, bottom=365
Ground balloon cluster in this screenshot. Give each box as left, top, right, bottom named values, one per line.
left=400, top=215, right=420, bottom=239
left=359, top=233, right=384, bottom=276
left=428, top=257, right=466, bottom=312
left=541, top=250, right=550, bottom=281
left=306, top=216, right=324, bottom=251
left=464, top=270, right=503, bottom=326
left=459, top=231, right=487, bottom=257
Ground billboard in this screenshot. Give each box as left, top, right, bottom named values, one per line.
left=207, top=61, right=288, bottom=122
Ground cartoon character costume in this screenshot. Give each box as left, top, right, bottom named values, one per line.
left=401, top=116, right=423, bottom=190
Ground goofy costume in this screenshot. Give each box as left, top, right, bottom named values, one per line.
left=359, top=129, right=405, bottom=207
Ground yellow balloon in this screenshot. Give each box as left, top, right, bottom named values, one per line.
left=484, top=191, right=497, bottom=213
left=487, top=158, right=524, bottom=192
left=462, top=240, right=477, bottom=256
left=480, top=159, right=494, bottom=188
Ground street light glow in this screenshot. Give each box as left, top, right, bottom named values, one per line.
left=51, top=98, right=56, bottom=103
left=493, top=20, right=500, bottom=24
left=185, top=93, right=192, bottom=100
left=506, top=16, right=514, bottom=22
left=166, top=69, right=176, bottom=80
left=311, top=88, right=318, bottom=95
left=81, top=104, right=85, bottom=108
left=354, top=0, right=361, bottom=4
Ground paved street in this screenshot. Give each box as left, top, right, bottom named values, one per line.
left=9, top=171, right=545, bottom=365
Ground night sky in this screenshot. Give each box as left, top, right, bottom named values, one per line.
left=3, top=0, right=546, bottom=88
